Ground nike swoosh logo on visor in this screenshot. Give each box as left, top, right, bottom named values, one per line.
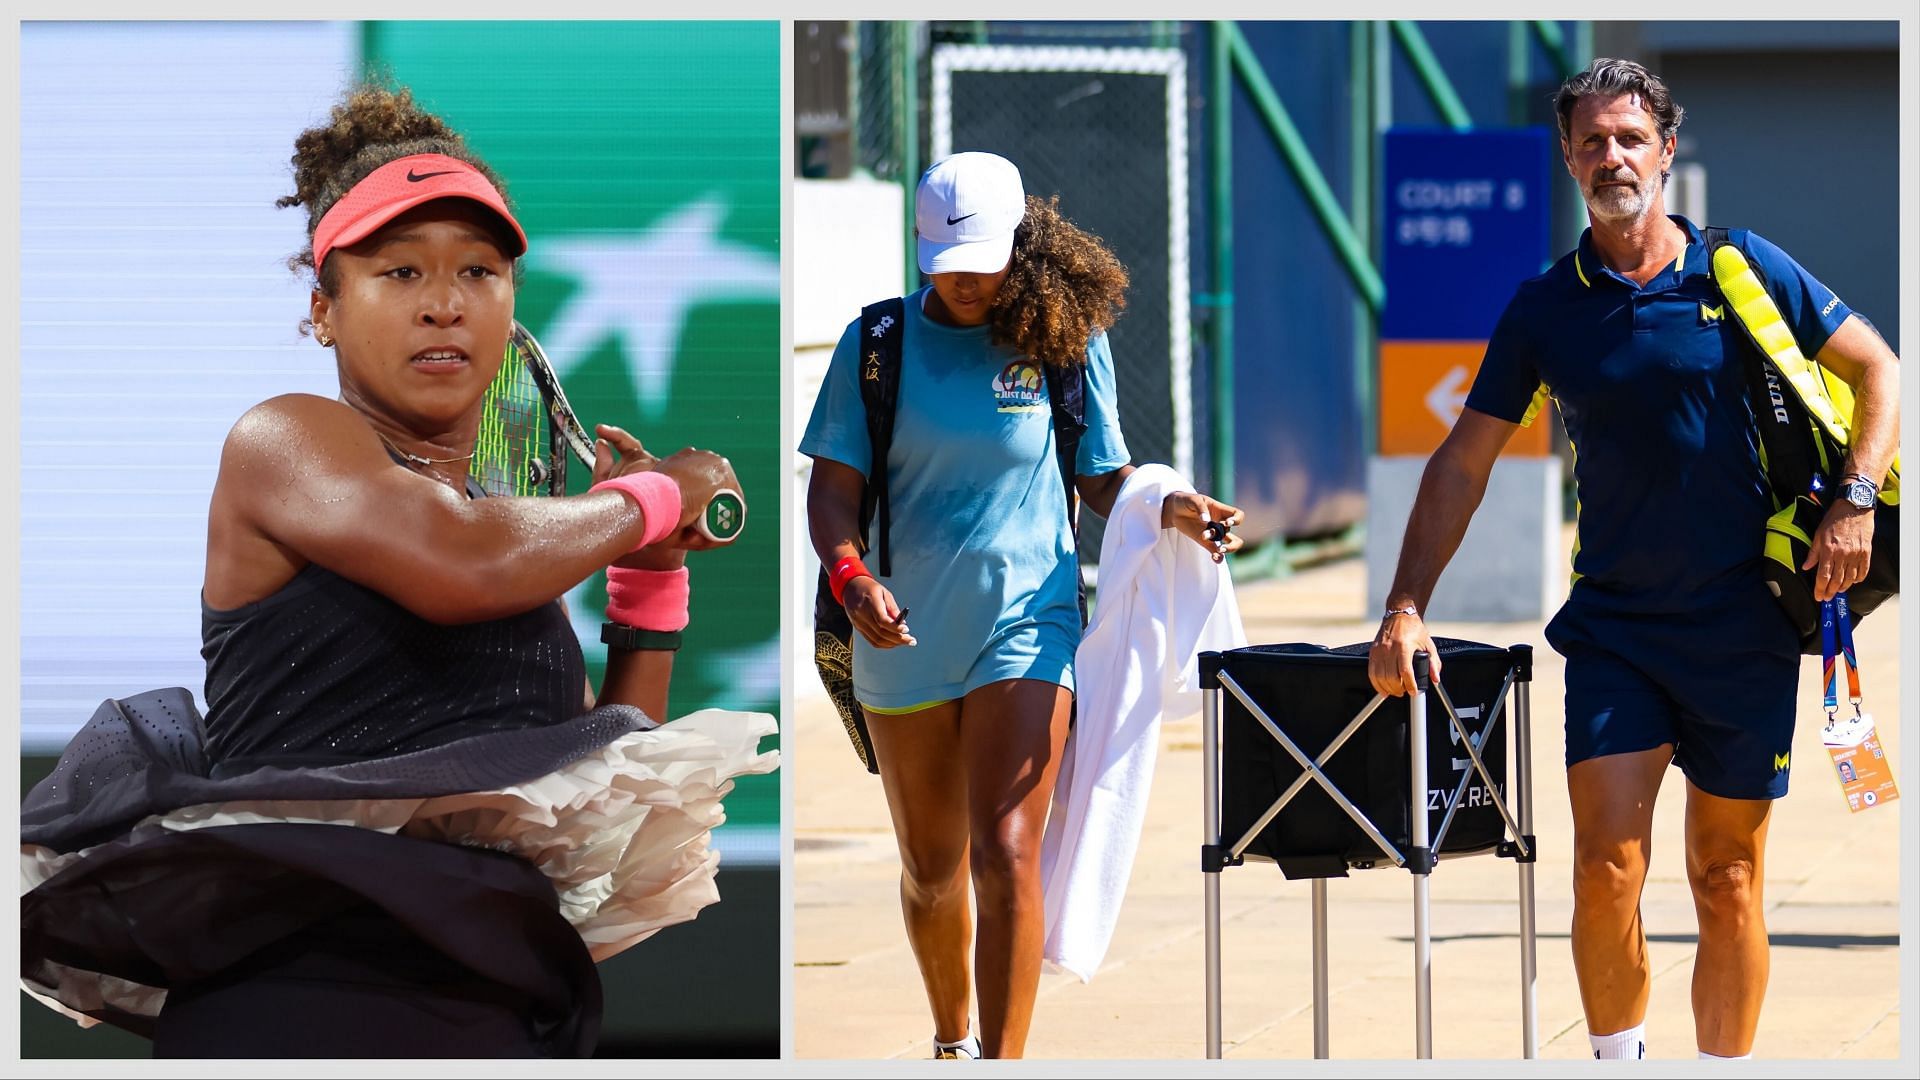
left=407, top=169, right=459, bottom=182
left=946, top=212, right=977, bottom=226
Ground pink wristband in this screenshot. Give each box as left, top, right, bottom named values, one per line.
left=604, top=566, right=691, bottom=632
left=589, top=472, right=683, bottom=550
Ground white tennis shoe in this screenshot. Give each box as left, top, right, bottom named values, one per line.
left=932, top=1033, right=982, bottom=1059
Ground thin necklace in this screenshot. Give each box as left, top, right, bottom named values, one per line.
left=379, top=434, right=474, bottom=467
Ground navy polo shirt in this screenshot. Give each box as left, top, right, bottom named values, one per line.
left=1465, top=216, right=1853, bottom=613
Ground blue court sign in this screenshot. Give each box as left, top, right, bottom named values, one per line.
left=1381, top=128, right=1552, bottom=342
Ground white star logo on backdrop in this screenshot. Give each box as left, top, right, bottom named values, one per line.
left=538, top=196, right=781, bottom=705
left=529, top=196, right=781, bottom=419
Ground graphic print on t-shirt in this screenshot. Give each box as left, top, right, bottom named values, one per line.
left=994, top=360, right=1046, bottom=413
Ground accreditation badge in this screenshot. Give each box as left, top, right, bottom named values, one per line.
left=1823, top=712, right=1899, bottom=814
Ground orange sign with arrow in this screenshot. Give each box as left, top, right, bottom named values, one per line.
left=1378, top=341, right=1551, bottom=457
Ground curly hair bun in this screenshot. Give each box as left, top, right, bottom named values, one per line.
left=277, top=83, right=511, bottom=293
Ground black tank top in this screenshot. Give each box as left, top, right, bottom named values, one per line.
left=200, top=474, right=587, bottom=774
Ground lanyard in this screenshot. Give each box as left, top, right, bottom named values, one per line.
left=1821, top=592, right=1863, bottom=720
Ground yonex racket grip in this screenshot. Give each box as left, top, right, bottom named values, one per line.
left=698, top=488, right=748, bottom=544
left=605, top=566, right=690, bottom=632
left=589, top=473, right=683, bottom=550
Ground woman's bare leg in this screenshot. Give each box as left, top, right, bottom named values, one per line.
left=867, top=702, right=973, bottom=1044
left=958, top=678, right=1072, bottom=1059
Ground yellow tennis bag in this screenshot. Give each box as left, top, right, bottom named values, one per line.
left=1705, top=227, right=1899, bottom=652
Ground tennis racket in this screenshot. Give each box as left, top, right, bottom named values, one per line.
left=473, top=321, right=747, bottom=543
left=474, top=321, right=594, bottom=498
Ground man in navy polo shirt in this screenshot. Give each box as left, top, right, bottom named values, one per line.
left=1368, top=59, right=1898, bottom=1059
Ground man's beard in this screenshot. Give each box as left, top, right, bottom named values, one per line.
left=1582, top=167, right=1660, bottom=223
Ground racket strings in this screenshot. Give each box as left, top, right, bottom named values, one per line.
left=474, top=341, right=551, bottom=497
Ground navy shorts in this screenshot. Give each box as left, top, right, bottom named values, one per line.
left=1545, top=587, right=1800, bottom=800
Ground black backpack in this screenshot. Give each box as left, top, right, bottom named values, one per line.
left=812, top=297, right=1087, bottom=773
left=1703, top=227, right=1900, bottom=652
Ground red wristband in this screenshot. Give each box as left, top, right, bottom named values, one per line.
left=605, top=566, right=691, bottom=632
left=589, top=473, right=683, bottom=551
left=828, top=556, right=873, bottom=606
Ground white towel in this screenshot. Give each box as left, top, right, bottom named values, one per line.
left=1040, top=463, right=1248, bottom=981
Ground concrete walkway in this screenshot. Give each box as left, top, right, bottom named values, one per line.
left=792, top=551, right=1902, bottom=1061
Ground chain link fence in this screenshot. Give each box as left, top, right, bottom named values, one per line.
left=798, top=21, right=1202, bottom=567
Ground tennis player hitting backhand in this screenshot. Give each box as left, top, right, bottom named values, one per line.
left=21, top=84, right=775, bottom=1057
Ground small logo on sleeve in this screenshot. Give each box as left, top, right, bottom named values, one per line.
left=1821, top=297, right=1840, bottom=317
left=992, top=360, right=1046, bottom=413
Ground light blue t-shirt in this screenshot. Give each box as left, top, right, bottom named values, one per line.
left=800, top=288, right=1130, bottom=710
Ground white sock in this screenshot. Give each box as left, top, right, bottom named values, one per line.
left=1699, top=1050, right=1752, bottom=1060
left=1590, top=1023, right=1647, bottom=1059
left=933, top=1031, right=979, bottom=1058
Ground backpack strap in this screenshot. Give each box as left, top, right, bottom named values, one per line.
left=1043, top=360, right=1091, bottom=628
left=1707, top=228, right=1860, bottom=452
left=858, top=298, right=907, bottom=575
left=1042, top=360, right=1088, bottom=535
left=1706, top=228, right=1848, bottom=507
left=1706, top=231, right=1899, bottom=503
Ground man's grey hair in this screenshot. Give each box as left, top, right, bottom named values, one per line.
left=1553, top=58, right=1685, bottom=146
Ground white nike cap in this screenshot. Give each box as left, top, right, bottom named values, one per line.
left=916, top=152, right=1027, bottom=275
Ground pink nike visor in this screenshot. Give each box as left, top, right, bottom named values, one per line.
left=312, top=153, right=528, bottom=271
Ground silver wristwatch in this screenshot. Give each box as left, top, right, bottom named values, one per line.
left=1839, top=474, right=1878, bottom=511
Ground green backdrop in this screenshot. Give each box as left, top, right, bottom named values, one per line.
left=363, top=20, right=782, bottom=839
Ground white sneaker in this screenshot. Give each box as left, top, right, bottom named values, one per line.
left=933, top=1033, right=981, bottom=1059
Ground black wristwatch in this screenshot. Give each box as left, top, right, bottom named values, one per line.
left=1839, top=474, right=1879, bottom=512
left=601, top=622, right=684, bottom=652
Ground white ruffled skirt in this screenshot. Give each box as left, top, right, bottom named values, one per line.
left=22, top=708, right=778, bottom=1028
